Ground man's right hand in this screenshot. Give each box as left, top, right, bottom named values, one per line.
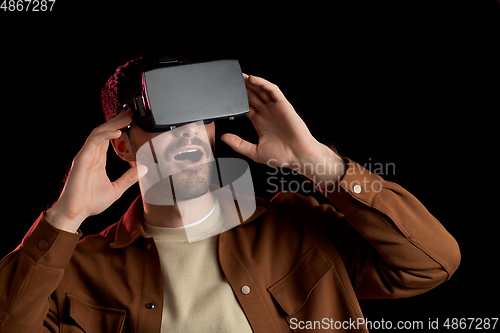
left=45, top=110, right=146, bottom=233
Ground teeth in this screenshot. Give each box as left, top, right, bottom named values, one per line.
left=176, top=148, right=199, bottom=155
left=173, top=147, right=203, bottom=163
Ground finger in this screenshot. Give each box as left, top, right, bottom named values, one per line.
left=78, top=129, right=122, bottom=159
left=244, top=75, right=274, bottom=104
left=104, top=109, right=133, bottom=130
left=112, top=165, right=148, bottom=199
left=247, top=75, right=286, bottom=102
left=245, top=105, right=258, bottom=121
left=246, top=86, right=267, bottom=111
left=220, top=133, right=258, bottom=161
left=94, top=109, right=133, bottom=135
left=248, top=105, right=258, bottom=115
left=87, top=129, right=122, bottom=148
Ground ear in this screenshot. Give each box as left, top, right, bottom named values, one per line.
left=111, top=132, right=136, bottom=162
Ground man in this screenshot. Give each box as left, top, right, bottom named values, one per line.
left=0, top=57, right=460, bottom=332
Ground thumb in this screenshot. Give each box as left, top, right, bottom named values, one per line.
left=112, top=165, right=148, bottom=198
left=221, top=133, right=257, bottom=161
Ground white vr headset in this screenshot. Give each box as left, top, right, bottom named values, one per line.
left=124, top=58, right=249, bottom=132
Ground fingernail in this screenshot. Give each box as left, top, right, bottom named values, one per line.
left=137, top=165, right=148, bottom=179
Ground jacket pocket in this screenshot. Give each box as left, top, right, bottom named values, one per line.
left=267, top=246, right=367, bottom=332
left=62, top=294, right=127, bottom=333
left=267, top=245, right=332, bottom=316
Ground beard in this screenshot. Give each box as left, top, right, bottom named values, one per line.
left=168, top=159, right=215, bottom=201
left=134, top=134, right=216, bottom=203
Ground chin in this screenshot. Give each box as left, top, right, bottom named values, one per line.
left=144, top=162, right=214, bottom=203
left=170, top=167, right=212, bottom=201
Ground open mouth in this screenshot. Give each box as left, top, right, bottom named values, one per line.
left=173, top=147, right=204, bottom=164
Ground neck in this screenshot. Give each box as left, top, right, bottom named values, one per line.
left=142, top=191, right=216, bottom=228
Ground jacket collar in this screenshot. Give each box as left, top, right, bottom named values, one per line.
left=109, top=196, right=148, bottom=249
left=109, top=188, right=267, bottom=249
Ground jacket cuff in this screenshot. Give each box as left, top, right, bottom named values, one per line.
left=18, top=212, right=82, bottom=268
left=324, top=157, right=384, bottom=216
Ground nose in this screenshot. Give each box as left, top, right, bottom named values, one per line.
left=173, top=122, right=198, bottom=138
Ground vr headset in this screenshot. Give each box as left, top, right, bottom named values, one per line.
left=124, top=58, right=249, bottom=132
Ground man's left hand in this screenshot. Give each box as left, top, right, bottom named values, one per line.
left=221, top=74, right=346, bottom=186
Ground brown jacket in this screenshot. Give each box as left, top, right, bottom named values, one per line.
left=0, top=159, right=460, bottom=332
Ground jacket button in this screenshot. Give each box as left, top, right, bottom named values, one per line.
left=241, top=286, right=251, bottom=295
left=145, top=302, right=155, bottom=309
left=38, top=240, right=49, bottom=250
left=353, top=184, right=362, bottom=194
left=146, top=243, right=153, bottom=251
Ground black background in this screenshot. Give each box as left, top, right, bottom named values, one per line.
left=1, top=0, right=499, bottom=330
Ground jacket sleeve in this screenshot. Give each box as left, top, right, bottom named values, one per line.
left=323, top=158, right=461, bottom=299
left=0, top=213, right=81, bottom=332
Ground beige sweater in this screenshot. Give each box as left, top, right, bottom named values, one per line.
left=143, top=200, right=253, bottom=333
